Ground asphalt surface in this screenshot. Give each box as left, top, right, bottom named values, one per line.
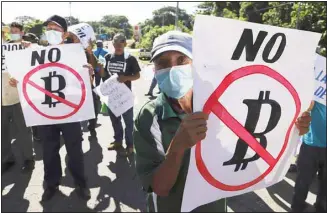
left=1, top=60, right=319, bottom=212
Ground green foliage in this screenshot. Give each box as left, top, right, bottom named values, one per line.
left=24, top=19, right=44, bottom=38
left=137, top=24, right=190, bottom=50
left=196, top=2, right=215, bottom=15
left=152, top=6, right=193, bottom=29
left=14, top=16, right=36, bottom=25
left=65, top=16, right=80, bottom=25
left=138, top=5, right=193, bottom=36
left=100, top=15, right=133, bottom=38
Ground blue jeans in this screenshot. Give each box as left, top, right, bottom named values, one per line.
left=148, top=76, right=160, bottom=94
left=107, top=107, right=134, bottom=148
left=291, top=143, right=326, bottom=211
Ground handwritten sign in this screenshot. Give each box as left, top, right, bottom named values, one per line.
left=2, top=43, right=24, bottom=72
left=68, top=23, right=96, bottom=49
left=181, top=15, right=321, bottom=212
left=314, top=54, right=326, bottom=105
left=4, top=44, right=95, bottom=126
left=94, top=74, right=134, bottom=117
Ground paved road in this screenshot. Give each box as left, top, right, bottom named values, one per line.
left=1, top=61, right=319, bottom=212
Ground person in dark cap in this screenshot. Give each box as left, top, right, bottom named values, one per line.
left=22, top=33, right=39, bottom=44
left=104, top=33, right=141, bottom=156
left=9, top=14, right=92, bottom=202
left=133, top=30, right=314, bottom=212
left=40, top=15, right=91, bottom=201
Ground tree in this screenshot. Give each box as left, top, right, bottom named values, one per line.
left=14, top=16, right=36, bottom=25
left=263, top=2, right=326, bottom=55
left=196, top=2, right=216, bottom=15
left=65, top=16, right=80, bottom=26
left=137, top=23, right=190, bottom=50
left=262, top=2, right=293, bottom=28
left=87, top=21, right=102, bottom=34
left=100, top=15, right=133, bottom=38
left=152, top=6, right=193, bottom=29
left=239, top=2, right=269, bottom=23
left=24, top=19, right=44, bottom=38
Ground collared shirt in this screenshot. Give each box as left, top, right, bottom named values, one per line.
left=303, top=101, right=326, bottom=147
left=134, top=93, right=226, bottom=212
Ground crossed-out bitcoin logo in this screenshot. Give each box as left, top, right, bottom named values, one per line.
left=195, top=65, right=301, bottom=191
left=22, top=62, right=86, bottom=120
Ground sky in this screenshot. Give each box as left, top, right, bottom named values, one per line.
left=1, top=1, right=201, bottom=26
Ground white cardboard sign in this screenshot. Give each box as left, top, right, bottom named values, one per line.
left=2, top=43, right=25, bottom=72
left=182, top=15, right=321, bottom=212
left=313, top=54, right=326, bottom=106
left=68, top=23, right=96, bottom=49
left=94, top=74, right=134, bottom=117
left=4, top=43, right=95, bottom=126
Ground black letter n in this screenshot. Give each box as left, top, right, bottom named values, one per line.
left=31, top=50, right=46, bottom=66
left=231, top=29, right=268, bottom=62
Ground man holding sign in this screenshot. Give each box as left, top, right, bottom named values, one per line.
left=291, top=54, right=326, bottom=212
left=2, top=22, right=35, bottom=174
left=133, top=29, right=313, bottom=212
left=105, top=33, right=141, bottom=156
left=8, top=15, right=93, bottom=201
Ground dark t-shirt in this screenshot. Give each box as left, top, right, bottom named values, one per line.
left=104, top=53, right=141, bottom=90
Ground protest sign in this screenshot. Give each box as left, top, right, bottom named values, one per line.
left=181, top=15, right=321, bottom=212
left=2, top=43, right=24, bottom=72
left=313, top=54, right=326, bottom=105
left=94, top=74, right=134, bottom=117
left=4, top=43, right=95, bottom=126
left=68, top=23, right=96, bottom=49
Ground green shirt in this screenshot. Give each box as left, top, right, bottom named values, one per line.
left=134, top=93, right=227, bottom=212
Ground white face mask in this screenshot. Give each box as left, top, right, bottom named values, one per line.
left=45, top=30, right=63, bottom=45
left=10, top=33, right=21, bottom=41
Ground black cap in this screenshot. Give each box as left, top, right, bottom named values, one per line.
left=43, top=15, right=68, bottom=32
left=23, top=33, right=39, bottom=43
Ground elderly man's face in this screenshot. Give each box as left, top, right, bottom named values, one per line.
left=154, top=51, right=192, bottom=71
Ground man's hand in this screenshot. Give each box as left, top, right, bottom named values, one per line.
left=9, top=78, right=18, bottom=87
left=85, top=39, right=94, bottom=54
left=83, top=64, right=94, bottom=76
left=295, top=111, right=311, bottom=136
left=117, top=75, right=129, bottom=83
left=171, top=112, right=209, bottom=153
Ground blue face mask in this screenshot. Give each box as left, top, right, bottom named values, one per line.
left=155, top=64, right=193, bottom=99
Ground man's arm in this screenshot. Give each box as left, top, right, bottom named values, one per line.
left=134, top=110, right=208, bottom=197
left=151, top=139, right=185, bottom=196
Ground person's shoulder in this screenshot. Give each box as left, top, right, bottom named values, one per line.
left=135, top=99, right=158, bottom=127
left=104, top=52, right=112, bottom=60
left=127, top=54, right=138, bottom=61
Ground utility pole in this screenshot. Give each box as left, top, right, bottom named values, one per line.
left=175, top=2, right=179, bottom=30
left=69, top=2, right=72, bottom=26
left=296, top=2, right=302, bottom=29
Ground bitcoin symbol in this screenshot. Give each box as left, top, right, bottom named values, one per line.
left=223, top=91, right=281, bottom=172
left=41, top=71, right=66, bottom=108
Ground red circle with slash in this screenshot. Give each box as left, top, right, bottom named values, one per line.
left=22, top=62, right=86, bottom=120
left=195, top=65, right=301, bottom=191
